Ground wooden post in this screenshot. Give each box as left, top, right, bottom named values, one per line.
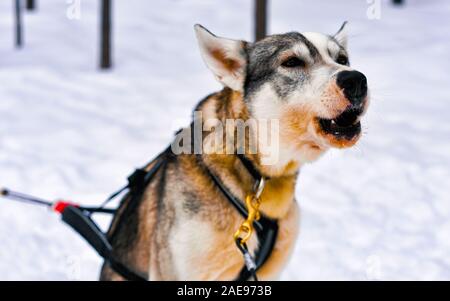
left=26, top=0, right=35, bottom=11
left=254, top=0, right=267, bottom=41
left=100, top=0, right=112, bottom=69
left=14, top=0, right=23, bottom=48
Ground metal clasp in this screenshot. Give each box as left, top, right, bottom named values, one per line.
left=233, top=178, right=266, bottom=245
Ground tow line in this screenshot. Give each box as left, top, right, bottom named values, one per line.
left=0, top=187, right=148, bottom=281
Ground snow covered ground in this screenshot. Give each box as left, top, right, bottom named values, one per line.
left=0, top=0, right=449, bottom=280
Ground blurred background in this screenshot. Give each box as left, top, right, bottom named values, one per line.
left=0, top=0, right=449, bottom=280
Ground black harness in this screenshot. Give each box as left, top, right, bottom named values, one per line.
left=200, top=153, right=278, bottom=281
left=0, top=148, right=279, bottom=281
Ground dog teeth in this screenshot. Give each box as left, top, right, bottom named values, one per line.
left=331, top=120, right=336, bottom=125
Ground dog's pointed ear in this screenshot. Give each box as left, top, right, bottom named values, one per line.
left=194, top=24, right=247, bottom=91
left=334, top=21, right=348, bottom=48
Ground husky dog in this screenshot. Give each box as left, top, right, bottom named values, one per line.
left=100, top=23, right=369, bottom=281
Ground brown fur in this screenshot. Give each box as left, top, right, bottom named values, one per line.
left=99, top=88, right=300, bottom=280
left=99, top=24, right=370, bottom=281
left=210, top=48, right=242, bottom=73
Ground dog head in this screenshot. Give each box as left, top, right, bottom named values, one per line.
left=195, top=23, right=369, bottom=164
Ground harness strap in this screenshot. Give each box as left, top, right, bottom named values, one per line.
left=1, top=147, right=279, bottom=281
left=199, top=154, right=279, bottom=281
left=236, top=154, right=268, bottom=181
left=97, top=147, right=170, bottom=210
left=59, top=150, right=170, bottom=281
left=61, top=205, right=148, bottom=281
left=1, top=149, right=170, bottom=282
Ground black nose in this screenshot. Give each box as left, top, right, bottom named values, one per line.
left=336, top=70, right=367, bottom=104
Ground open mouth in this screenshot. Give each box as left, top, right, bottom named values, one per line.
left=318, top=107, right=362, bottom=140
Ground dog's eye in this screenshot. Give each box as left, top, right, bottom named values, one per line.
left=336, top=55, right=349, bottom=65
left=281, top=57, right=305, bottom=68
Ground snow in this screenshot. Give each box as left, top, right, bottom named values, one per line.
left=1, top=0, right=449, bottom=280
